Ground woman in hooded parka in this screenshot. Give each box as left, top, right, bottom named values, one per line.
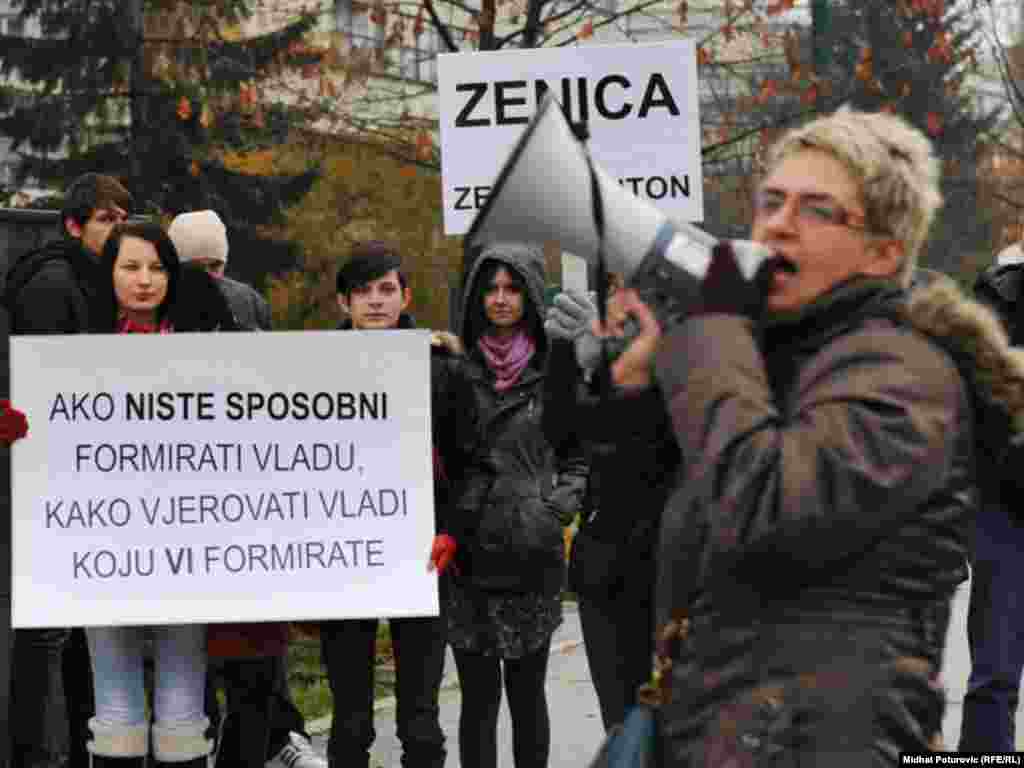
left=444, top=242, right=586, bottom=768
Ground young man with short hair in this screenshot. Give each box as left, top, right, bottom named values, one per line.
left=3, top=173, right=132, bottom=768
left=166, top=209, right=323, bottom=768
left=320, top=241, right=459, bottom=768
left=6, top=172, right=130, bottom=333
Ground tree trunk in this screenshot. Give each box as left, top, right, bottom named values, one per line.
left=479, top=0, right=497, bottom=50
left=522, top=0, right=544, bottom=49
left=128, top=0, right=147, bottom=194
left=811, top=0, right=829, bottom=74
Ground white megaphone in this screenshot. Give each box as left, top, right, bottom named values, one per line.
left=466, top=92, right=771, bottom=327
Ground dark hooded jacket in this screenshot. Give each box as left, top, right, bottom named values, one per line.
left=975, top=262, right=1024, bottom=343
left=652, top=276, right=996, bottom=765
left=970, top=262, right=1024, bottom=513
left=448, top=243, right=586, bottom=596
left=543, top=340, right=680, bottom=599
left=218, top=275, right=271, bottom=331
left=4, top=237, right=99, bottom=334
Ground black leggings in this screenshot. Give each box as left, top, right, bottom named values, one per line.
left=453, top=643, right=551, bottom=768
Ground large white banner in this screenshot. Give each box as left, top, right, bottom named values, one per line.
left=10, top=330, right=436, bottom=628
left=437, top=40, right=703, bottom=235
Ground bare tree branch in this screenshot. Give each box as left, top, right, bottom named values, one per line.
left=554, top=0, right=661, bottom=46
left=424, top=0, right=460, bottom=51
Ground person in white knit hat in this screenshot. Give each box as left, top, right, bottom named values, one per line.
left=167, top=210, right=272, bottom=331
left=166, top=212, right=324, bottom=768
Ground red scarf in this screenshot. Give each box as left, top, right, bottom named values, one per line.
left=118, top=316, right=174, bottom=334
left=477, top=329, right=536, bottom=391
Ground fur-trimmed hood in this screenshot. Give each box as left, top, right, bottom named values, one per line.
left=904, top=272, right=1024, bottom=436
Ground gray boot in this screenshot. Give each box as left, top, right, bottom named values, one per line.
left=88, top=758, right=145, bottom=768
left=151, top=720, right=212, bottom=768
left=86, top=719, right=148, bottom=768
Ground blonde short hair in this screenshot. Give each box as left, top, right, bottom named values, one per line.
left=763, top=106, right=943, bottom=286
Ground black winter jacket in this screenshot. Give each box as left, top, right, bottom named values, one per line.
left=218, top=276, right=272, bottom=331
left=448, top=245, right=587, bottom=596
left=4, top=238, right=99, bottom=335
left=338, top=312, right=461, bottom=534
left=971, top=263, right=1024, bottom=515
left=542, top=339, right=679, bottom=598
left=975, top=263, right=1024, bottom=344
left=0, top=237, right=99, bottom=630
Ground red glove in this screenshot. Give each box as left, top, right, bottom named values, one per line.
left=0, top=400, right=28, bottom=445
left=428, top=534, right=458, bottom=576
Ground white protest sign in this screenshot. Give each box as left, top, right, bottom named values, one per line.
left=437, top=40, right=702, bottom=235
left=11, top=330, right=436, bottom=628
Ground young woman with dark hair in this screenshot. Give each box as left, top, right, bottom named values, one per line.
left=85, top=221, right=222, bottom=768
left=445, top=242, right=586, bottom=768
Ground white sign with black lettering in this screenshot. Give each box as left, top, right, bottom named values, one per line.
left=10, top=331, right=436, bottom=627
left=437, top=40, right=702, bottom=234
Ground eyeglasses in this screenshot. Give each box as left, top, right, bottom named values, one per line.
left=753, top=189, right=889, bottom=235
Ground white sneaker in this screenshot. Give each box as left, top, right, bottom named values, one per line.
left=265, top=732, right=327, bottom=768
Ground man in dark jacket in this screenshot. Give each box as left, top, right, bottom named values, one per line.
left=166, top=212, right=319, bottom=767
left=3, top=173, right=131, bottom=768
left=542, top=286, right=679, bottom=731
left=319, top=241, right=458, bottom=768
left=958, top=242, right=1024, bottom=751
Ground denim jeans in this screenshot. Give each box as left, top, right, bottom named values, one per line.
left=85, top=624, right=206, bottom=729
left=959, top=504, right=1024, bottom=751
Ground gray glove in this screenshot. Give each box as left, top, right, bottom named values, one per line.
left=545, top=291, right=602, bottom=375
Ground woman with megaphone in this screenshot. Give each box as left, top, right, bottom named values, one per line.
left=545, top=106, right=1024, bottom=765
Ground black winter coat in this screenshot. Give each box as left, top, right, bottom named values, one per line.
left=337, top=312, right=461, bottom=534
left=975, top=263, right=1024, bottom=344
left=447, top=245, right=587, bottom=597
left=448, top=355, right=586, bottom=595
left=970, top=263, right=1024, bottom=516
left=542, top=339, right=679, bottom=599
left=4, top=238, right=98, bottom=334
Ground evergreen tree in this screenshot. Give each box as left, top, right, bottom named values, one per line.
left=812, top=0, right=997, bottom=271
left=0, top=0, right=321, bottom=280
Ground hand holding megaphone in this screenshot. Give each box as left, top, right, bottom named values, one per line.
left=596, top=241, right=790, bottom=390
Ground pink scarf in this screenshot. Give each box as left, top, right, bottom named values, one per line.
left=118, top=316, right=174, bottom=334
left=478, top=330, right=536, bottom=391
